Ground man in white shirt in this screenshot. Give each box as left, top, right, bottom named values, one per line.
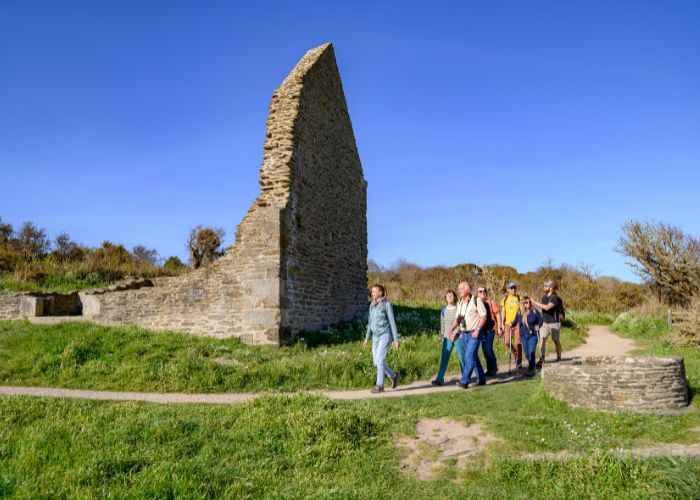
left=448, top=281, right=487, bottom=388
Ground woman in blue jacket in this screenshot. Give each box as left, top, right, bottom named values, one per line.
left=511, top=296, right=543, bottom=376
left=363, top=284, right=400, bottom=393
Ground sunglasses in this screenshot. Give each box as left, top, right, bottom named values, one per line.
left=477, top=290, right=486, bottom=294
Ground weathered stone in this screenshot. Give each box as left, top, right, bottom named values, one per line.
left=0, top=43, right=367, bottom=345
left=19, top=296, right=43, bottom=317
left=542, top=356, right=689, bottom=414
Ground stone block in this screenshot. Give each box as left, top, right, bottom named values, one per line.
left=20, top=296, right=43, bottom=317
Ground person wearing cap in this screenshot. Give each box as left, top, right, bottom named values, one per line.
left=531, top=280, right=565, bottom=365
left=499, top=282, right=523, bottom=369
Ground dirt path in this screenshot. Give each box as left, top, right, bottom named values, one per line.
left=0, top=325, right=636, bottom=404
left=552, top=324, right=635, bottom=359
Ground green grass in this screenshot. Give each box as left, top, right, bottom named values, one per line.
left=0, top=272, right=108, bottom=293
left=0, top=304, right=588, bottom=393
left=1, top=384, right=699, bottom=497
left=1, top=306, right=699, bottom=496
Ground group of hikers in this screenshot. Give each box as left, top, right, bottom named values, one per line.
left=364, top=280, right=565, bottom=393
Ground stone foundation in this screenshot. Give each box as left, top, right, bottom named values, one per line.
left=542, top=356, right=688, bottom=414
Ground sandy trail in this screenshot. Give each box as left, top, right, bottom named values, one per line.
left=0, top=325, right=636, bottom=404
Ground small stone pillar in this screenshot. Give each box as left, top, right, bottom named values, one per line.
left=20, top=296, right=43, bottom=317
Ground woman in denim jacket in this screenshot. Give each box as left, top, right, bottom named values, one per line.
left=363, top=284, right=400, bottom=393
left=511, top=296, right=543, bottom=376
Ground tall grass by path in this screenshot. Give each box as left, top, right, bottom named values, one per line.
left=0, top=305, right=589, bottom=393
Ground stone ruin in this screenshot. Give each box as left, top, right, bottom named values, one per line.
left=542, top=356, right=689, bottom=414
left=0, top=43, right=368, bottom=345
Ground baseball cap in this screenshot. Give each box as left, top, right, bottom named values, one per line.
left=543, top=280, right=555, bottom=287
left=507, top=282, right=517, bottom=289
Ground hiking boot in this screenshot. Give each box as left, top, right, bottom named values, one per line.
left=370, top=385, right=384, bottom=394
left=536, top=359, right=544, bottom=368
left=516, top=363, right=523, bottom=370
left=457, top=381, right=469, bottom=389
left=391, top=372, right=400, bottom=389
left=431, top=379, right=444, bottom=386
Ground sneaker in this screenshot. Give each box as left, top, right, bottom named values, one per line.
left=536, top=359, right=544, bottom=368
left=516, top=363, right=523, bottom=370
left=457, top=382, right=469, bottom=389
left=477, top=381, right=487, bottom=386
left=391, top=372, right=400, bottom=389
left=556, top=357, right=562, bottom=362
left=370, top=385, right=384, bottom=394
left=431, top=379, right=444, bottom=386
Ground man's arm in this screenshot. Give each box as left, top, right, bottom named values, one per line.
left=531, top=298, right=556, bottom=311
left=448, top=316, right=459, bottom=340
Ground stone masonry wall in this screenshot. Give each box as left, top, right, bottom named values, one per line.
left=74, top=43, right=367, bottom=345
left=279, top=44, right=368, bottom=335
left=0, top=292, right=22, bottom=320
left=542, top=356, right=688, bottom=414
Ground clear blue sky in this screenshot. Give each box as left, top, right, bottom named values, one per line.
left=1, top=1, right=698, bottom=282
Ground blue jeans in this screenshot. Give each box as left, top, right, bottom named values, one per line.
left=372, top=334, right=396, bottom=386
left=458, top=331, right=486, bottom=386
left=481, top=329, right=498, bottom=374
left=521, top=331, right=539, bottom=371
left=434, top=337, right=465, bottom=383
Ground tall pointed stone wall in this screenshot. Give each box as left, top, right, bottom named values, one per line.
left=61, top=42, right=368, bottom=345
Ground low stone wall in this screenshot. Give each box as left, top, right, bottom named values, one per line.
left=0, top=292, right=22, bottom=320
left=542, top=356, right=688, bottom=414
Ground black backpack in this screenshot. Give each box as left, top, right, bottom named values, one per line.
left=474, top=297, right=495, bottom=331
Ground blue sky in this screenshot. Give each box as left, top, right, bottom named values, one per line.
left=1, top=1, right=698, bottom=282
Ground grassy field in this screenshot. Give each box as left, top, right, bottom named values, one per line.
left=1, top=380, right=699, bottom=497
left=0, top=306, right=593, bottom=393
left=1, top=308, right=699, bottom=497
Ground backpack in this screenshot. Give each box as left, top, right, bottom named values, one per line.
left=473, top=297, right=495, bottom=331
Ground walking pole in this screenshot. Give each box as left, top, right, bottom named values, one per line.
left=508, top=325, right=511, bottom=376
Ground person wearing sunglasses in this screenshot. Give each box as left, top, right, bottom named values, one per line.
left=510, top=296, right=543, bottom=376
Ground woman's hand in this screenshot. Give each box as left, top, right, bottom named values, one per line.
left=394, top=341, right=400, bottom=350
left=362, top=339, right=368, bottom=349
left=471, top=331, right=479, bottom=339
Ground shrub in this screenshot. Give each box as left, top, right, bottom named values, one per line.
left=187, top=226, right=225, bottom=269
left=618, top=220, right=700, bottom=305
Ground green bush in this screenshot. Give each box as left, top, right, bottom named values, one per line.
left=611, top=313, right=670, bottom=340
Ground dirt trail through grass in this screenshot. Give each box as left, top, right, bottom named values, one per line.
left=0, top=325, right=635, bottom=403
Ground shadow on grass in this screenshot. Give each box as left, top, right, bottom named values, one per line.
left=298, top=303, right=440, bottom=348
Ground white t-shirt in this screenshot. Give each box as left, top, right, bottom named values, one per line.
left=455, top=296, right=487, bottom=332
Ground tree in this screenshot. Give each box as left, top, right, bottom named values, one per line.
left=187, top=225, right=225, bottom=269
left=132, top=245, right=159, bottom=267
left=163, top=255, right=188, bottom=274
left=13, top=221, right=50, bottom=260
left=0, top=217, right=12, bottom=246
left=367, top=259, right=384, bottom=273
left=53, top=232, right=85, bottom=261
left=618, top=220, right=700, bottom=305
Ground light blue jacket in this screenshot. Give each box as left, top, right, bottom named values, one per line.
left=365, top=298, right=399, bottom=342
